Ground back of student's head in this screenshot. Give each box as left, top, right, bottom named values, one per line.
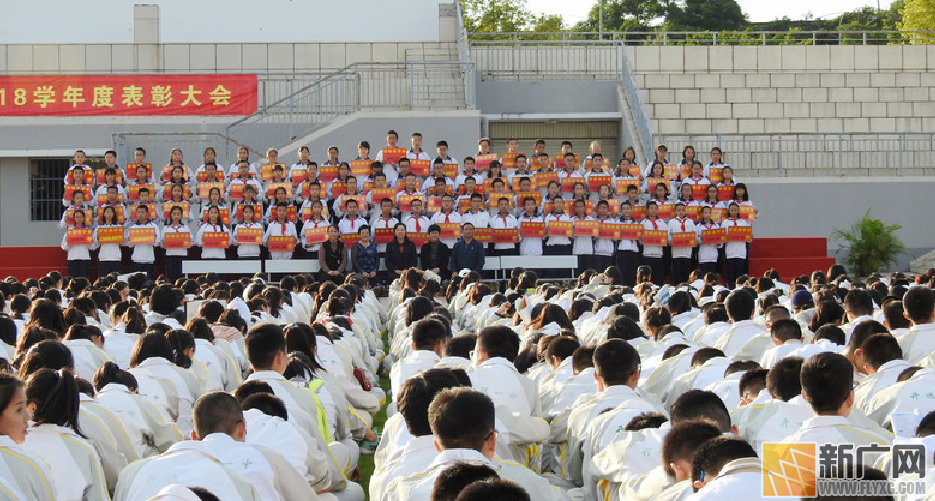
left=193, top=391, right=243, bottom=439
left=916, top=410, right=935, bottom=437
left=725, top=290, right=755, bottom=321
left=882, top=300, right=911, bottom=330
left=845, top=321, right=889, bottom=355
left=151, top=284, right=180, bottom=315
left=626, top=412, right=669, bottom=431
left=668, top=291, right=691, bottom=315
left=643, top=307, right=671, bottom=331
left=690, top=348, right=725, bottom=369
left=241, top=393, right=288, bottom=421
left=198, top=300, right=226, bottom=324
left=412, top=318, right=450, bottom=351
left=843, top=289, right=874, bottom=317
left=477, top=326, right=520, bottom=362
left=593, top=339, right=640, bottom=386
left=406, top=296, right=435, bottom=327
left=92, top=361, right=137, bottom=392
left=431, top=463, right=499, bottom=501
left=26, top=368, right=81, bottom=434
left=453, top=480, right=530, bottom=501
left=662, top=420, right=723, bottom=479
left=18, top=339, right=74, bottom=377
left=572, top=346, right=596, bottom=373
left=725, top=360, right=760, bottom=377
left=903, top=287, right=935, bottom=324
left=245, top=323, right=286, bottom=370
left=704, top=306, right=729, bottom=325
left=399, top=368, right=468, bottom=437
left=801, top=352, right=853, bottom=413
left=690, top=437, right=757, bottom=488
left=767, top=357, right=803, bottom=401
left=428, top=387, right=495, bottom=452
left=814, top=324, right=846, bottom=345
left=739, top=368, right=769, bottom=401
left=445, top=335, right=476, bottom=359
left=607, top=316, right=644, bottom=341
left=546, top=336, right=579, bottom=364
left=860, top=334, right=903, bottom=372
left=770, top=318, right=802, bottom=343
left=233, top=379, right=276, bottom=403
left=670, top=390, right=731, bottom=432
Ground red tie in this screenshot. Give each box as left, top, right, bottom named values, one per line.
left=351, top=219, right=356, bottom=230
left=280, top=223, right=285, bottom=234
left=681, top=219, right=686, bottom=232
left=445, top=214, right=450, bottom=224
left=213, top=224, right=218, bottom=232
left=651, top=220, right=658, bottom=231
left=502, top=216, right=507, bottom=225
left=416, top=219, right=421, bottom=232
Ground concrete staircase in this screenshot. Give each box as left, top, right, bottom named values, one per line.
left=910, top=249, right=935, bottom=274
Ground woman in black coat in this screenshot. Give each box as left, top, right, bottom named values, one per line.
left=385, top=222, right=418, bottom=277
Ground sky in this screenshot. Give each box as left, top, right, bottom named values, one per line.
left=525, top=0, right=895, bottom=26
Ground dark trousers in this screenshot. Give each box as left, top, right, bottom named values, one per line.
left=68, top=260, right=90, bottom=278
left=672, top=257, right=693, bottom=285
left=544, top=244, right=572, bottom=255
left=642, top=256, right=665, bottom=286
left=164, top=256, right=184, bottom=282
left=97, top=260, right=122, bottom=278
left=491, top=245, right=518, bottom=256
left=616, top=250, right=639, bottom=286
left=699, top=261, right=718, bottom=278
left=131, top=262, right=155, bottom=279
left=592, top=254, right=613, bottom=274
left=726, top=258, right=746, bottom=288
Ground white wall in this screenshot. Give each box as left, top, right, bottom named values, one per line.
left=0, top=0, right=447, bottom=44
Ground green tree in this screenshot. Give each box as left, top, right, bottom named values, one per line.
left=831, top=209, right=907, bottom=277
left=667, top=0, right=747, bottom=31
left=899, top=0, right=935, bottom=43
left=573, top=0, right=669, bottom=33
left=460, top=0, right=564, bottom=34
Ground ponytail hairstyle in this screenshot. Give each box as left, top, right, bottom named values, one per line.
left=93, top=361, right=138, bottom=392
left=165, top=330, right=194, bottom=369
left=263, top=288, right=284, bottom=319
left=123, top=307, right=147, bottom=334
left=18, top=340, right=74, bottom=378
left=636, top=265, right=653, bottom=285
left=26, top=368, right=82, bottom=436
left=129, top=331, right=175, bottom=368
left=26, top=299, right=66, bottom=337
left=185, top=318, right=214, bottom=342
left=284, top=323, right=325, bottom=372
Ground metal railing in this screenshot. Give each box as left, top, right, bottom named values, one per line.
left=224, top=61, right=476, bottom=158
left=620, top=46, right=654, bottom=166
left=470, top=41, right=623, bottom=80
left=111, top=132, right=249, bottom=172
left=469, top=30, right=935, bottom=46
left=651, top=133, right=935, bottom=177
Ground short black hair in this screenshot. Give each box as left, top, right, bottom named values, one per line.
left=725, top=290, right=755, bottom=321
left=453, top=480, right=530, bottom=501
left=593, top=339, right=640, bottom=386
left=690, top=436, right=757, bottom=487
left=571, top=346, right=596, bottom=373
left=625, top=412, right=668, bottom=431
left=903, top=287, right=934, bottom=324
left=690, top=347, right=724, bottom=368
left=477, top=326, right=520, bottom=362
left=739, top=368, right=769, bottom=400
left=662, top=420, right=723, bottom=477
left=767, top=358, right=803, bottom=401
left=770, top=318, right=802, bottom=342
left=846, top=321, right=889, bottom=354
left=245, top=323, right=286, bottom=370
left=843, top=289, right=874, bottom=316
left=399, top=368, right=467, bottom=437
left=445, top=335, right=476, bottom=359
left=546, top=336, right=579, bottom=363
left=861, top=334, right=903, bottom=371
left=233, top=380, right=275, bottom=403
left=431, top=463, right=499, bottom=501
left=607, top=316, right=644, bottom=341
left=241, top=393, right=288, bottom=420
left=801, top=352, right=853, bottom=413
left=814, top=324, right=845, bottom=345
left=193, top=391, right=243, bottom=438
left=670, top=390, right=730, bottom=432
left=428, top=388, right=495, bottom=451
left=412, top=318, right=450, bottom=351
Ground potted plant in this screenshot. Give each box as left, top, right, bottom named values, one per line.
left=831, top=209, right=907, bottom=278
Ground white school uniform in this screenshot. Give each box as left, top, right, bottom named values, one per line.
left=232, top=221, right=263, bottom=257
left=162, top=223, right=191, bottom=258
left=0, top=436, right=56, bottom=501
left=518, top=213, right=544, bottom=256
left=490, top=213, right=520, bottom=251
left=94, top=382, right=183, bottom=459
left=195, top=222, right=230, bottom=259
left=63, top=338, right=114, bottom=382
left=615, top=217, right=639, bottom=253
left=667, top=216, right=696, bottom=259
left=468, top=356, right=538, bottom=415
left=300, top=218, right=330, bottom=253
left=684, top=458, right=765, bottom=500
left=22, top=424, right=109, bottom=501
left=243, top=408, right=331, bottom=492
left=431, top=211, right=461, bottom=248
left=897, top=323, right=935, bottom=365
left=128, top=356, right=200, bottom=438
left=722, top=217, right=750, bottom=259
left=95, top=183, right=127, bottom=199
left=61, top=225, right=96, bottom=261
left=263, top=220, right=298, bottom=260
left=461, top=209, right=490, bottom=230
left=389, top=350, right=441, bottom=403
left=337, top=216, right=368, bottom=237
left=695, top=221, right=721, bottom=263
left=544, top=211, right=572, bottom=247
left=404, top=215, right=431, bottom=234
left=642, top=217, right=665, bottom=258
left=780, top=415, right=890, bottom=466
left=127, top=221, right=162, bottom=264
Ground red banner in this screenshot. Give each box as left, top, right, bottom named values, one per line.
left=664, top=164, right=678, bottom=180
left=444, top=163, right=458, bottom=179
left=728, top=225, right=753, bottom=242
left=66, top=228, right=93, bottom=246
left=129, top=228, right=156, bottom=245
left=370, top=188, right=397, bottom=205
left=702, top=229, right=727, bottom=245
left=98, top=206, right=125, bottom=224
left=0, top=75, right=256, bottom=116
left=236, top=228, right=262, bottom=245
left=303, top=227, right=329, bottom=244
left=438, top=223, right=460, bottom=239
left=409, top=159, right=431, bottom=178
left=340, top=233, right=361, bottom=246
left=96, top=169, right=123, bottom=185
left=340, top=195, right=366, bottom=212
left=535, top=171, right=559, bottom=190
left=516, top=192, right=542, bottom=207
left=718, top=185, right=735, bottom=201
left=163, top=202, right=190, bottom=220
left=126, top=163, right=151, bottom=181
left=398, top=195, right=422, bottom=212
left=642, top=229, right=669, bottom=246
left=547, top=221, right=573, bottom=238
left=574, top=220, right=599, bottom=237
left=426, top=197, right=442, bottom=213
left=407, top=232, right=430, bottom=248
left=235, top=204, right=263, bottom=222
left=690, top=184, right=709, bottom=201
left=163, top=232, right=190, bottom=249
left=198, top=182, right=225, bottom=200
left=97, top=227, right=125, bottom=244
left=588, top=175, right=612, bottom=192
left=128, top=184, right=153, bottom=202
left=618, top=223, right=643, bottom=240
left=615, top=179, right=640, bottom=195
left=520, top=222, right=545, bottom=238
left=474, top=227, right=493, bottom=243
left=486, top=153, right=508, bottom=170
left=320, top=166, right=339, bottom=183
left=630, top=205, right=647, bottom=222
left=350, top=160, right=371, bottom=177
left=680, top=163, right=692, bottom=180
left=374, top=228, right=394, bottom=244
left=330, top=181, right=347, bottom=198
left=739, top=205, right=756, bottom=222
left=646, top=177, right=669, bottom=194
left=560, top=176, right=586, bottom=194
left=671, top=232, right=696, bottom=248
left=267, top=181, right=293, bottom=199
left=162, top=183, right=191, bottom=201
left=656, top=204, right=674, bottom=220
left=493, top=228, right=518, bottom=244
left=555, top=153, right=580, bottom=170
left=267, top=236, right=296, bottom=252
left=686, top=205, right=702, bottom=221
left=64, top=185, right=91, bottom=202
left=202, top=231, right=230, bottom=249
left=598, top=222, right=622, bottom=240
left=381, top=148, right=406, bottom=166
left=628, top=165, right=642, bottom=178
left=196, top=170, right=223, bottom=183
left=585, top=157, right=611, bottom=170
left=709, top=167, right=724, bottom=184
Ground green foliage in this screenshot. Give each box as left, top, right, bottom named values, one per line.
left=831, top=209, right=907, bottom=277
left=899, top=0, right=935, bottom=43
left=460, top=0, right=565, bottom=38
left=573, top=0, right=668, bottom=32
left=667, top=0, right=747, bottom=31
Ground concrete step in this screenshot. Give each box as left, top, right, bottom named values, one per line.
left=910, top=249, right=935, bottom=274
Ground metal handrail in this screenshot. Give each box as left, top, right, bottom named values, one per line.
left=468, top=30, right=935, bottom=45
left=619, top=43, right=654, bottom=165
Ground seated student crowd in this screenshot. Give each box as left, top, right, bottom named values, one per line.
left=2, top=260, right=935, bottom=500
left=60, top=137, right=758, bottom=287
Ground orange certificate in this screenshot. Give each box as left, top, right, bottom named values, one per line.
left=374, top=228, right=394, bottom=244
left=691, top=185, right=709, bottom=201
left=129, top=228, right=156, bottom=245
left=66, top=228, right=93, bottom=246
left=493, top=228, right=518, bottom=244
left=426, top=197, right=442, bottom=213
left=642, top=229, right=668, bottom=246
left=718, top=185, right=735, bottom=201
left=409, top=159, right=430, bottom=178
left=330, top=181, right=347, bottom=197
left=362, top=181, right=375, bottom=194
left=97, top=227, right=125, bottom=244
left=520, top=222, right=545, bottom=238
left=438, top=223, right=461, bottom=239
left=406, top=232, right=429, bottom=248
left=236, top=204, right=263, bottom=222
left=340, top=233, right=361, bottom=246
left=161, top=165, right=189, bottom=182
left=97, top=194, right=125, bottom=206
left=547, top=221, right=573, bottom=238
left=370, top=188, right=397, bottom=205
left=628, top=165, right=642, bottom=178
left=203, top=209, right=231, bottom=225
left=128, top=184, right=153, bottom=202
left=474, top=227, right=494, bottom=243
left=458, top=198, right=472, bottom=213
left=303, top=227, right=328, bottom=244
left=588, top=175, right=612, bottom=192
left=267, top=182, right=293, bottom=199
left=236, top=228, right=262, bottom=245
left=630, top=206, right=647, bottom=221
left=198, top=182, right=225, bottom=199
left=163, top=202, right=190, bottom=220
left=319, top=165, right=338, bottom=183
left=267, top=236, right=296, bottom=252
left=340, top=195, right=367, bottom=212
left=443, top=163, right=458, bottom=178
left=615, top=179, right=640, bottom=195
left=477, top=153, right=499, bottom=171
left=598, top=222, right=622, bottom=240
left=671, top=232, right=696, bottom=248
left=573, top=220, right=599, bottom=237
left=291, top=168, right=308, bottom=185
left=488, top=195, right=513, bottom=209
left=96, top=169, right=123, bottom=185
left=702, top=229, right=727, bottom=245
left=709, top=167, right=724, bottom=184
left=259, top=164, right=283, bottom=181
left=560, top=176, right=585, bottom=194
left=712, top=207, right=727, bottom=223
left=663, top=164, right=678, bottom=180
left=202, top=231, right=230, bottom=248
left=380, top=148, right=406, bottom=165
left=350, top=160, right=371, bottom=177
left=98, top=206, right=125, bottom=224
left=646, top=177, right=668, bottom=193
left=739, top=205, right=756, bottom=222
left=126, top=163, right=151, bottom=181
left=162, top=183, right=191, bottom=201
left=535, top=171, right=558, bottom=190
left=656, top=204, right=675, bottom=220
left=67, top=169, right=94, bottom=185
left=554, top=153, right=580, bottom=170
left=516, top=192, right=542, bottom=207
left=728, top=226, right=753, bottom=242
left=618, top=223, right=644, bottom=240
left=64, top=185, right=91, bottom=202
left=131, top=204, right=158, bottom=220
left=163, top=232, right=190, bottom=249
left=679, top=164, right=692, bottom=180
left=398, top=195, right=422, bottom=212
left=686, top=206, right=702, bottom=221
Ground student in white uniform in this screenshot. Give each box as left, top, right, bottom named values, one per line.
left=652, top=421, right=724, bottom=501
left=897, top=287, right=935, bottom=364
left=61, top=208, right=95, bottom=279
left=127, top=204, right=162, bottom=279
left=22, top=369, right=110, bottom=501
left=695, top=206, right=721, bottom=276
left=128, top=331, right=200, bottom=438
left=63, top=324, right=114, bottom=382
left=641, top=201, right=666, bottom=285
left=264, top=203, right=298, bottom=260
left=161, top=205, right=192, bottom=283
left=544, top=196, right=572, bottom=256
left=490, top=196, right=520, bottom=256
left=687, top=436, right=763, bottom=500
left=431, top=194, right=462, bottom=249
left=667, top=202, right=695, bottom=284
left=713, top=290, right=766, bottom=359
left=721, top=202, right=750, bottom=288
left=233, top=205, right=263, bottom=258
left=0, top=375, right=56, bottom=501
left=389, top=318, right=448, bottom=403
left=517, top=197, right=544, bottom=256
left=195, top=206, right=230, bottom=260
